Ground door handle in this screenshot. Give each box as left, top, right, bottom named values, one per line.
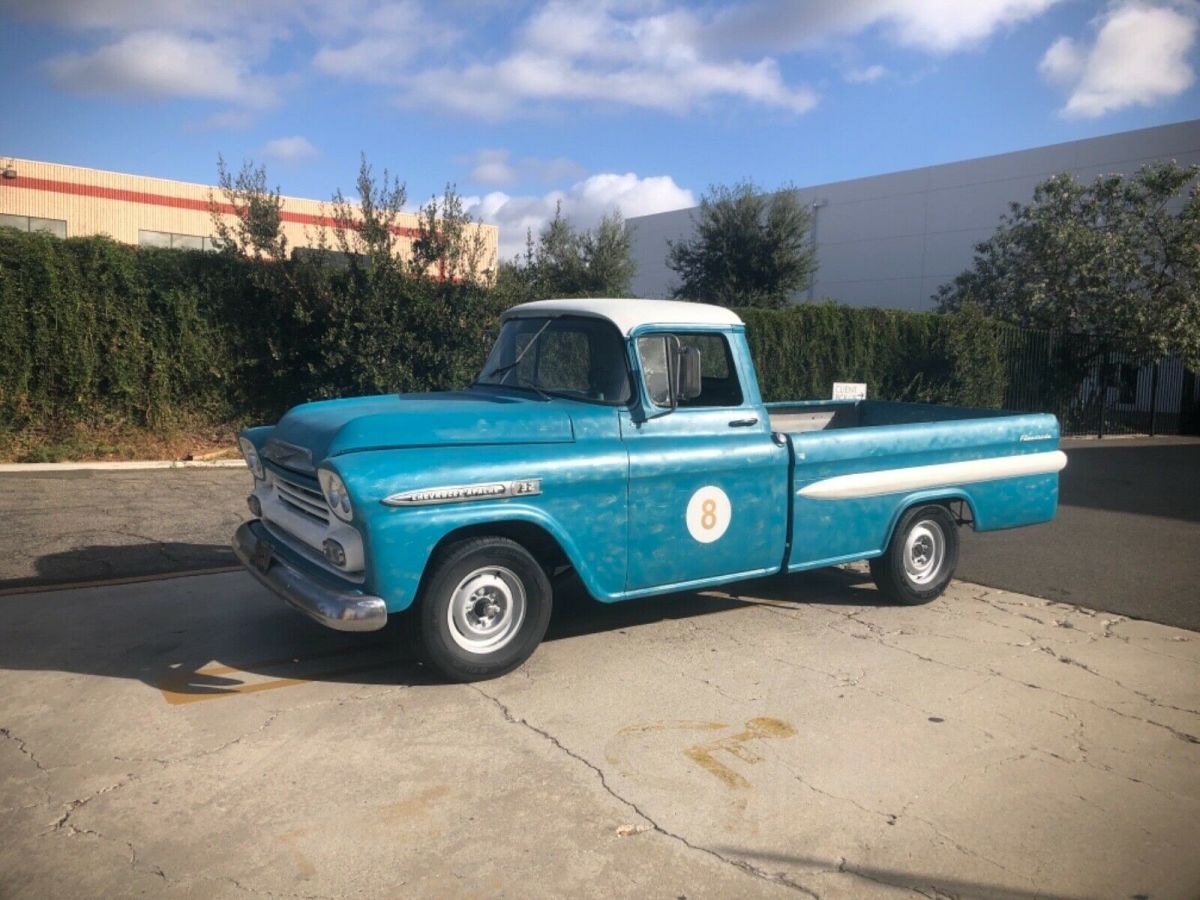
left=728, top=417, right=759, bottom=427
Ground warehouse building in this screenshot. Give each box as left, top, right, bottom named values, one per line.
left=0, top=157, right=498, bottom=271
left=627, top=119, right=1200, bottom=311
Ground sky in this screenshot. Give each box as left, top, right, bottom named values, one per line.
left=2, top=0, right=1200, bottom=259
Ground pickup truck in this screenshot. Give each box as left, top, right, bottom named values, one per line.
left=233, top=298, right=1066, bottom=681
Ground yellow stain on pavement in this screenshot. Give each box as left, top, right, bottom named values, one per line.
left=683, top=717, right=797, bottom=789
left=157, top=646, right=401, bottom=705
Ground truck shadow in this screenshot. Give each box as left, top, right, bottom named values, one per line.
left=0, top=546, right=883, bottom=700
left=0, top=541, right=237, bottom=592
left=709, top=846, right=1093, bottom=900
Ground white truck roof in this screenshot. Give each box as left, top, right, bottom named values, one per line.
left=503, top=298, right=744, bottom=337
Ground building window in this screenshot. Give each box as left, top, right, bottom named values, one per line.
left=138, top=230, right=217, bottom=251
left=0, top=214, right=67, bottom=238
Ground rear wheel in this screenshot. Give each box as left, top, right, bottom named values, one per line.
left=869, top=505, right=959, bottom=605
left=416, top=536, right=552, bottom=682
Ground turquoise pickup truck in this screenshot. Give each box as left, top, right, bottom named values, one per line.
left=233, top=299, right=1066, bottom=681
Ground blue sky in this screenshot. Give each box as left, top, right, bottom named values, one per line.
left=2, top=0, right=1199, bottom=258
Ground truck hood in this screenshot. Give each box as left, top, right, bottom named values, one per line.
left=265, top=391, right=574, bottom=469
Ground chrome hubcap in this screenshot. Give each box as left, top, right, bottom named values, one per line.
left=903, top=521, right=945, bottom=586
left=447, top=566, right=526, bottom=654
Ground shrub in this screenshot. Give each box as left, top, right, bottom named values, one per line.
left=736, top=302, right=1011, bottom=405
left=0, top=228, right=1012, bottom=443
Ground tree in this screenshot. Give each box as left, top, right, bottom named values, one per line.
left=410, top=183, right=494, bottom=285
left=666, top=181, right=815, bottom=308
left=936, top=162, right=1200, bottom=367
left=495, top=204, right=636, bottom=303
left=329, top=154, right=407, bottom=262
left=209, top=156, right=287, bottom=260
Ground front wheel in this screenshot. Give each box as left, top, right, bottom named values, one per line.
left=416, top=536, right=552, bottom=682
left=869, top=505, right=959, bottom=605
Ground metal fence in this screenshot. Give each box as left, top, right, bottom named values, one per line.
left=998, top=329, right=1199, bottom=437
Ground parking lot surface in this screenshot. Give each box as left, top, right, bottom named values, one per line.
left=2, top=568, right=1197, bottom=898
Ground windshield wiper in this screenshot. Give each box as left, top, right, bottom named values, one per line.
left=481, top=319, right=552, bottom=383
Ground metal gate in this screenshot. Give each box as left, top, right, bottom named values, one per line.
left=998, top=329, right=1199, bottom=438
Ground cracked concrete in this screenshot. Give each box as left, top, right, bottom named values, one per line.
left=0, top=566, right=1197, bottom=898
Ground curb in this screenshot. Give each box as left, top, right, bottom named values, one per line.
left=0, top=459, right=247, bottom=473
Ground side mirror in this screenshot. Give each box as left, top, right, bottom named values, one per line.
left=637, top=334, right=702, bottom=417
left=675, top=345, right=702, bottom=402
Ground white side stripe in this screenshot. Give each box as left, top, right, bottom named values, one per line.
left=797, top=450, right=1067, bottom=500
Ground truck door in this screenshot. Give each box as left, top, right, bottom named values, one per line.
left=619, top=328, right=789, bottom=592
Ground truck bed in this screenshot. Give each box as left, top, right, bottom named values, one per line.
left=767, top=399, right=1066, bottom=572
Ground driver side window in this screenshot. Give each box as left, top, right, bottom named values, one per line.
left=636, top=332, right=743, bottom=408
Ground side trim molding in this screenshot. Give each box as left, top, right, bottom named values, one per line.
left=797, top=450, right=1067, bottom=500
left=383, top=478, right=542, bottom=507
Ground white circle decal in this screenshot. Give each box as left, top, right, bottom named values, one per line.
left=686, top=486, right=732, bottom=543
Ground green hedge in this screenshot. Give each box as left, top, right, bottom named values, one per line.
left=0, top=229, right=1012, bottom=435
left=736, top=302, right=1011, bottom=407
left=0, top=229, right=502, bottom=433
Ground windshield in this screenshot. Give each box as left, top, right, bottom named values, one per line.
left=475, top=316, right=632, bottom=404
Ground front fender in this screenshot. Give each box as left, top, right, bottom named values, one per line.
left=329, top=437, right=628, bottom=613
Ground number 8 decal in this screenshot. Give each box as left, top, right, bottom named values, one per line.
left=686, top=486, right=731, bottom=543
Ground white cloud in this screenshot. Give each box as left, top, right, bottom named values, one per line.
left=313, top=1, right=457, bottom=82
left=464, top=149, right=585, bottom=187
left=1038, top=35, right=1084, bottom=85
left=2, top=0, right=285, bottom=34
left=465, top=171, right=696, bottom=260
left=261, top=135, right=320, bottom=163
left=845, top=64, right=888, bottom=84
left=468, top=149, right=518, bottom=186
left=882, top=0, right=1063, bottom=52
left=10, top=0, right=1080, bottom=124
left=709, top=0, right=1063, bottom=54
left=393, top=3, right=818, bottom=118
left=1040, top=3, right=1198, bottom=118
left=46, top=30, right=277, bottom=107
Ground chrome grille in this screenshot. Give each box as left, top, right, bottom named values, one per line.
left=273, top=475, right=330, bottom=524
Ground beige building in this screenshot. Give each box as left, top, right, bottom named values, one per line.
left=0, top=157, right=498, bottom=272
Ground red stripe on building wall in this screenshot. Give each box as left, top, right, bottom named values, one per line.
left=1, top=175, right=421, bottom=238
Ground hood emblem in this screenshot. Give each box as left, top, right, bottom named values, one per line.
left=383, top=479, right=542, bottom=507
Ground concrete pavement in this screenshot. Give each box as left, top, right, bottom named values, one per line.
left=2, top=567, right=1198, bottom=898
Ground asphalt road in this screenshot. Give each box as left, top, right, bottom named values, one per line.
left=958, top=436, right=1200, bottom=632
left=0, top=436, right=1197, bottom=630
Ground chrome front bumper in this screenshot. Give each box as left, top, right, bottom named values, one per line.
left=232, top=520, right=387, bottom=632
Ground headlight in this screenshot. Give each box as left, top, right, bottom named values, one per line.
left=318, top=469, right=354, bottom=522
left=238, top=437, right=264, bottom=480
